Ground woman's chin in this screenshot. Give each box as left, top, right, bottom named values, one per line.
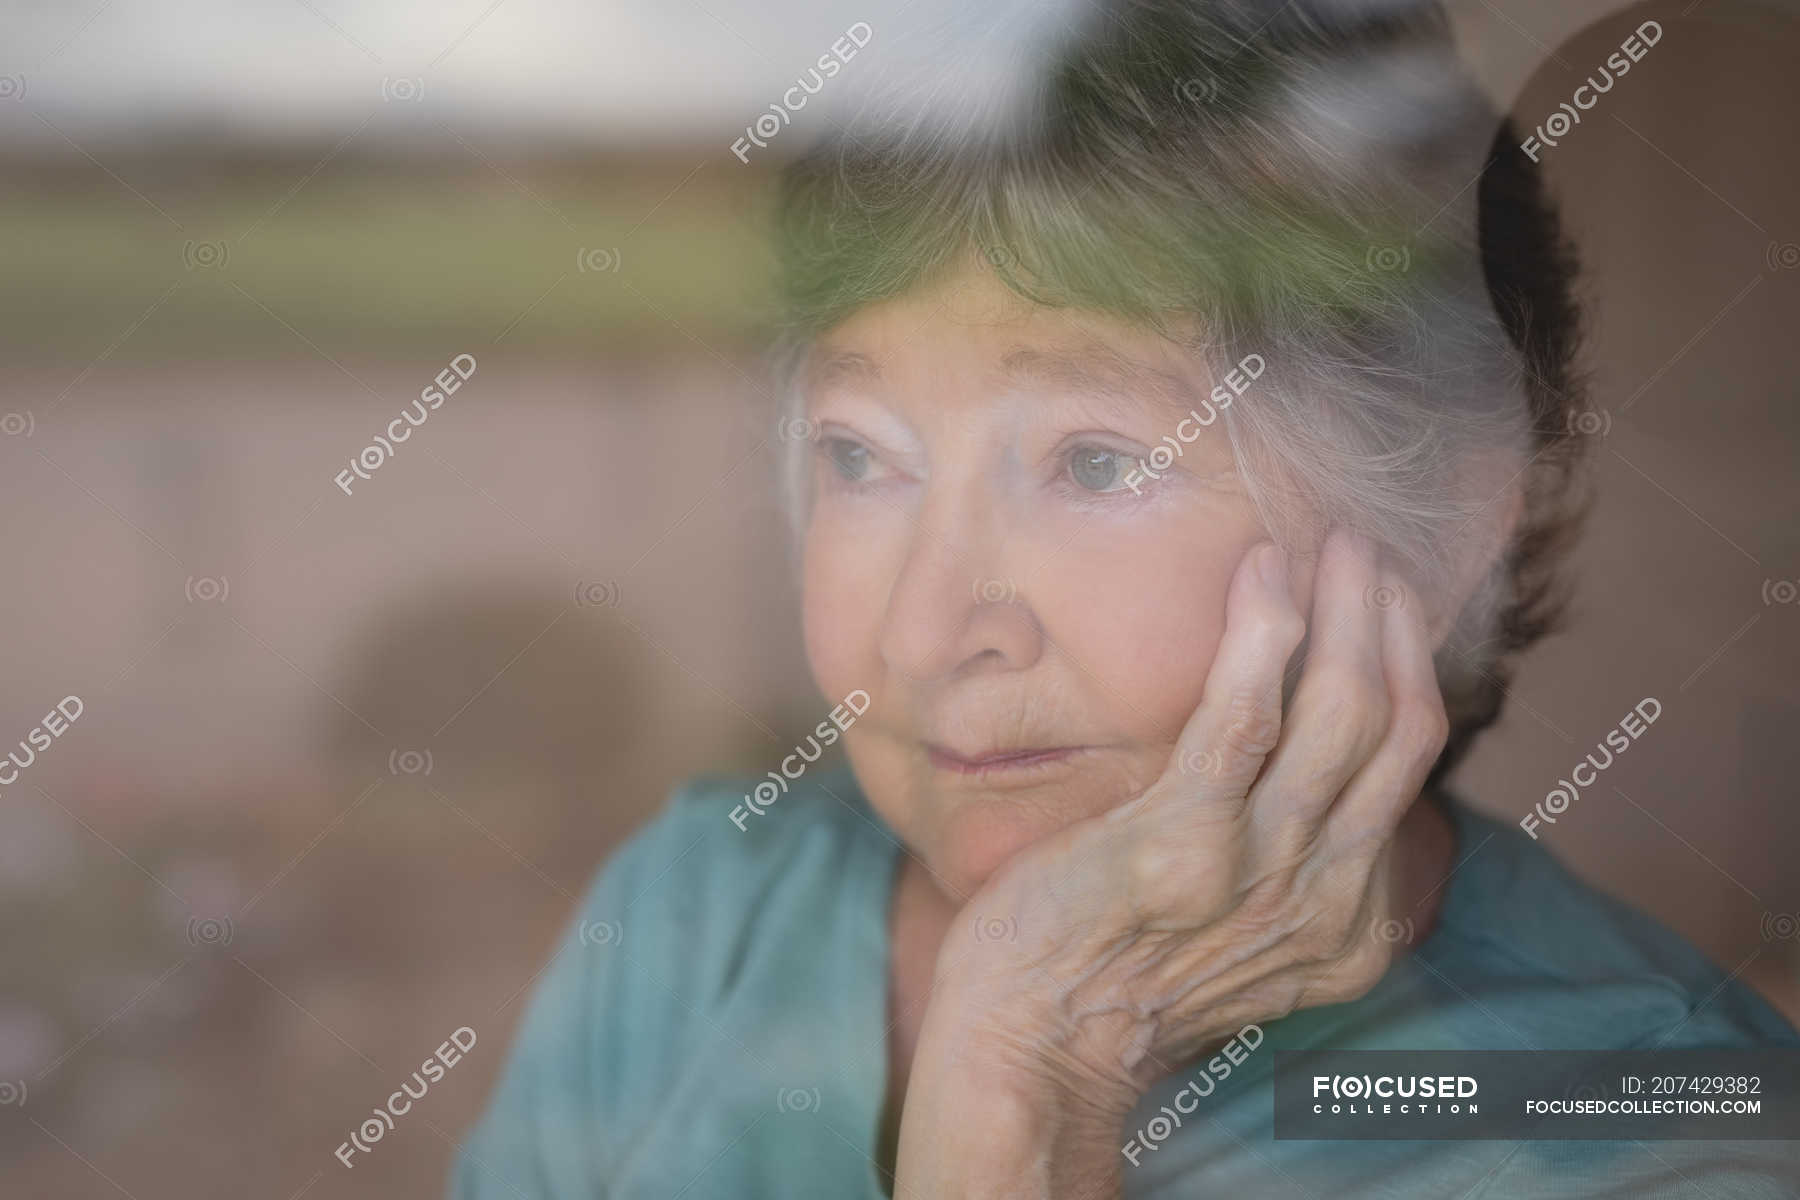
left=899, top=756, right=1156, bottom=898
left=930, top=796, right=1080, bottom=899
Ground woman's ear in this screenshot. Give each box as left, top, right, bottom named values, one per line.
left=1426, top=461, right=1527, bottom=649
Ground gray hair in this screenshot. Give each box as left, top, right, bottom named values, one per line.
left=766, top=0, right=1591, bottom=785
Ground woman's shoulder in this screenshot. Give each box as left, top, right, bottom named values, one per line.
left=1124, top=800, right=1800, bottom=1198
left=570, top=759, right=895, bottom=994
left=595, top=760, right=894, bottom=923
left=1402, top=796, right=1800, bottom=1049
left=450, top=763, right=896, bottom=1199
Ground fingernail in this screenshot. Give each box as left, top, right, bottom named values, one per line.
left=1258, top=542, right=1287, bottom=591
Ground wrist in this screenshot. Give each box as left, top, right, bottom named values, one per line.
left=896, top=1048, right=1129, bottom=1200
left=932, top=936, right=1159, bottom=1117
left=894, top=969, right=1142, bottom=1199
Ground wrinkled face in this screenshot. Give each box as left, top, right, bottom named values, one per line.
left=800, top=261, right=1320, bottom=901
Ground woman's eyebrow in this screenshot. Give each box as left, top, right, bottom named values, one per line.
left=806, top=350, right=881, bottom=393
left=998, top=345, right=1200, bottom=426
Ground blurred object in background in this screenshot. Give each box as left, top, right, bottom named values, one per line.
left=1, top=0, right=1797, bottom=1197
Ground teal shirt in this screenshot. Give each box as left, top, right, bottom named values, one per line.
left=448, top=764, right=1800, bottom=1198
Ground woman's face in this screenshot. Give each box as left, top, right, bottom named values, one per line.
left=800, top=260, right=1321, bottom=901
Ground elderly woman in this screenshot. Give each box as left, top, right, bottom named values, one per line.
left=450, top=2, right=1799, bottom=1197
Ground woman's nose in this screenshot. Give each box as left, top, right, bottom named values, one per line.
left=875, top=499, right=1045, bottom=682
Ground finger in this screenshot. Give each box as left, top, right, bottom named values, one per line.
left=1257, top=858, right=1403, bottom=1016
left=1151, top=540, right=1306, bottom=814
left=1249, top=528, right=1390, bottom=858
left=1323, top=565, right=1450, bottom=858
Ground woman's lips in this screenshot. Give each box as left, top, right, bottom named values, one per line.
left=926, top=743, right=1085, bottom=776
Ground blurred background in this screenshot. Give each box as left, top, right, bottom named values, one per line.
left=1, top=0, right=1796, bottom=1195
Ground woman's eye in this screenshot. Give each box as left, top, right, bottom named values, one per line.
left=1067, top=445, right=1133, bottom=493
left=821, top=437, right=872, bottom=482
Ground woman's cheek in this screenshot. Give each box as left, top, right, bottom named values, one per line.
left=1033, top=512, right=1261, bottom=739
left=800, top=512, right=891, bottom=701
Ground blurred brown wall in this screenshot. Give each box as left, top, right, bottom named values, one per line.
left=1, top=2, right=1795, bottom=1197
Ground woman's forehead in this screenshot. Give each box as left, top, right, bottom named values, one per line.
left=808, top=340, right=1206, bottom=429
left=806, top=273, right=1213, bottom=425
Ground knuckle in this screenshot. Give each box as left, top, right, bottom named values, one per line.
left=1294, top=673, right=1389, bottom=761
left=1361, top=692, right=1395, bottom=749
left=1332, top=825, right=1392, bottom=871
left=1311, top=938, right=1391, bottom=1004
left=1341, top=937, right=1394, bottom=991
left=1236, top=868, right=1295, bottom=931
left=1220, top=687, right=1284, bottom=759
left=1267, top=607, right=1307, bottom=656
left=1390, top=695, right=1451, bottom=761
left=1122, top=839, right=1198, bottom=919
left=1305, top=902, right=1362, bottom=959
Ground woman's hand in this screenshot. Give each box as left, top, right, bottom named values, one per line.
left=891, top=528, right=1451, bottom=1199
